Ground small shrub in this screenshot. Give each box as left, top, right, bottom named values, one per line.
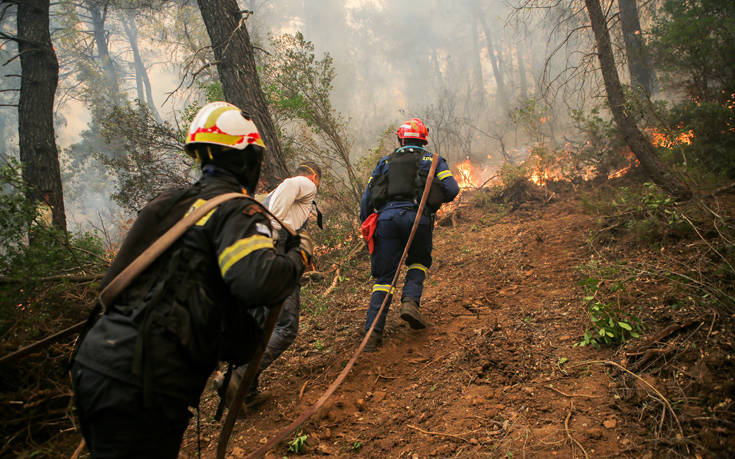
left=288, top=432, right=308, bottom=454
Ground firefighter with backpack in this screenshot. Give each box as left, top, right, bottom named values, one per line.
left=359, top=118, right=459, bottom=351
left=70, top=102, right=312, bottom=457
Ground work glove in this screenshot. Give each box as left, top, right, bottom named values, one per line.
left=297, top=232, right=314, bottom=266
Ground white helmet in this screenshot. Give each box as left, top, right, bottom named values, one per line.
left=184, top=101, right=266, bottom=155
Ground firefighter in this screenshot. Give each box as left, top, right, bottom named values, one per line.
left=70, top=102, right=312, bottom=458
left=215, top=162, right=322, bottom=404
left=359, top=118, right=459, bottom=351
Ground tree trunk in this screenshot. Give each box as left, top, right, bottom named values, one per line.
left=88, top=2, right=121, bottom=104
left=121, top=11, right=161, bottom=121
left=471, top=16, right=485, bottom=104
left=584, top=0, right=689, bottom=199
left=477, top=13, right=510, bottom=113
left=617, top=0, right=655, bottom=94
left=516, top=30, right=529, bottom=100
left=196, top=0, right=288, bottom=188
left=18, top=0, right=66, bottom=231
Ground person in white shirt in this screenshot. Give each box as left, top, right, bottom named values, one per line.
left=215, top=162, right=321, bottom=405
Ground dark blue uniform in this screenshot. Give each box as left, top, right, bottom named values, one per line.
left=359, top=146, right=459, bottom=334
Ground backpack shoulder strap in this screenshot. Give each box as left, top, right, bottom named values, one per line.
left=98, top=192, right=247, bottom=310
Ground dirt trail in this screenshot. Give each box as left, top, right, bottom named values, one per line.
left=182, top=191, right=647, bottom=458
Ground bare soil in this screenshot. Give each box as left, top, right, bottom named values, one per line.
left=3, top=183, right=733, bottom=458
left=178, top=186, right=734, bottom=458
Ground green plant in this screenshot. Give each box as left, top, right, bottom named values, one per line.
left=351, top=441, right=362, bottom=452
left=288, top=432, right=308, bottom=454
left=314, top=339, right=324, bottom=351
left=576, top=277, right=642, bottom=348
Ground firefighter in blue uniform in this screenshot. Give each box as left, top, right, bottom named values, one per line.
left=359, top=118, right=459, bottom=351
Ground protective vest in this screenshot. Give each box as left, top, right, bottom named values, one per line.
left=368, top=147, right=445, bottom=213
left=74, top=177, right=267, bottom=406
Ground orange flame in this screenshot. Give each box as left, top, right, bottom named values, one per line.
left=455, top=160, right=477, bottom=189
left=647, top=127, right=695, bottom=148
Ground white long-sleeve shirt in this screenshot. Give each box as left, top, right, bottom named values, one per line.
left=267, top=175, right=317, bottom=232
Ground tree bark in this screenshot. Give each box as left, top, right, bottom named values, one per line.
left=617, top=0, right=655, bottom=94
left=196, top=0, right=288, bottom=188
left=584, top=0, right=689, bottom=199
left=18, top=0, right=66, bottom=231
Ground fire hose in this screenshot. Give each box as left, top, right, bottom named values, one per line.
left=219, top=153, right=439, bottom=459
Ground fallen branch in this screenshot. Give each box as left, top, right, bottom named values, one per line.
left=624, top=318, right=700, bottom=357
left=298, top=381, right=309, bottom=399
left=0, top=273, right=103, bottom=284
left=0, top=320, right=85, bottom=366
left=407, top=424, right=471, bottom=443
left=323, top=268, right=341, bottom=296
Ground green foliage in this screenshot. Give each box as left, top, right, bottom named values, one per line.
left=659, top=100, right=735, bottom=180
left=497, top=162, right=529, bottom=185
left=583, top=182, right=691, bottom=244
left=0, top=159, right=108, bottom=335
left=570, top=108, right=630, bottom=177
left=576, top=274, right=642, bottom=348
left=98, top=101, right=193, bottom=212
left=287, top=432, right=308, bottom=454
left=650, top=0, right=735, bottom=103
left=301, top=286, right=328, bottom=317
left=511, top=99, right=550, bottom=143
left=0, top=159, right=37, bottom=268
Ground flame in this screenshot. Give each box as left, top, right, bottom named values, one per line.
left=455, top=160, right=477, bottom=189
left=647, top=127, right=695, bottom=148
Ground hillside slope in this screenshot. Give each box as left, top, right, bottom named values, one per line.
left=183, top=188, right=667, bottom=458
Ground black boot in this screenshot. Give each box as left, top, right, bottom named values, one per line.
left=364, top=331, right=383, bottom=352
left=400, top=299, right=426, bottom=329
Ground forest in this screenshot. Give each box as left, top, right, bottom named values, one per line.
left=1, top=0, right=734, bottom=457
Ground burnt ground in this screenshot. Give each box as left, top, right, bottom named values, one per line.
left=177, top=185, right=735, bottom=458
left=2, top=182, right=734, bottom=458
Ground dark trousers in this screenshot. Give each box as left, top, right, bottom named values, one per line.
left=232, top=283, right=301, bottom=388
left=365, top=208, right=433, bottom=334
left=71, top=363, right=191, bottom=458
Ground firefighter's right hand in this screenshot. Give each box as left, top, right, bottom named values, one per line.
left=297, top=232, right=314, bottom=266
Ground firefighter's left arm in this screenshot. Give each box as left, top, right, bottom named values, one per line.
left=435, top=157, right=460, bottom=203
left=213, top=203, right=304, bottom=307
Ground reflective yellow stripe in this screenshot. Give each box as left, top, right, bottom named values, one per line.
left=407, top=263, right=428, bottom=274
left=372, top=284, right=395, bottom=294
left=437, top=170, right=453, bottom=180
left=368, top=176, right=373, bottom=184
left=219, top=235, right=274, bottom=276
left=185, top=199, right=217, bottom=226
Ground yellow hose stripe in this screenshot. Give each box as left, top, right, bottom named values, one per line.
left=407, top=263, right=428, bottom=274
left=219, top=235, right=274, bottom=276
left=437, top=170, right=453, bottom=180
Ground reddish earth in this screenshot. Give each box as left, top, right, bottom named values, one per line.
left=180, top=186, right=710, bottom=458
left=3, top=183, right=733, bottom=458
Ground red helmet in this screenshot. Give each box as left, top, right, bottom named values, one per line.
left=396, top=118, right=429, bottom=144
